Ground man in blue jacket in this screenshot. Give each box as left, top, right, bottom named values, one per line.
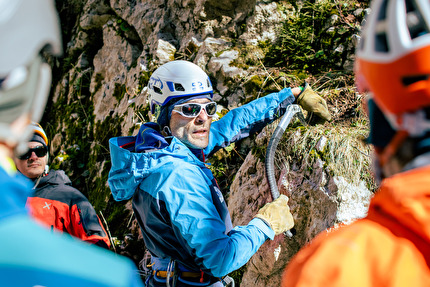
left=0, top=1, right=144, bottom=286
left=108, top=60, right=331, bottom=286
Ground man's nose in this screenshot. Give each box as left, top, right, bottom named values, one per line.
left=29, top=151, right=38, bottom=160
left=195, top=108, right=210, bottom=123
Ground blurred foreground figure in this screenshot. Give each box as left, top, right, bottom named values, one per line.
left=282, top=0, right=430, bottom=286
left=0, top=0, right=144, bottom=286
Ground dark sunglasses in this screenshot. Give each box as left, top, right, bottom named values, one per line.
left=18, top=146, right=48, bottom=160
left=172, top=102, right=217, bottom=118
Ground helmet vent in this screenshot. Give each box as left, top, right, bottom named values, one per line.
left=153, top=86, right=163, bottom=95
left=402, top=74, right=430, bottom=86
left=377, top=0, right=388, bottom=21
left=174, top=83, right=185, bottom=91
left=405, top=0, right=429, bottom=39
left=374, top=0, right=389, bottom=52
left=375, top=33, right=389, bottom=52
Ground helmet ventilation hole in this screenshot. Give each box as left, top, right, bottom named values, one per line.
left=405, top=0, right=429, bottom=39
left=153, top=86, right=162, bottom=94
left=375, top=33, right=389, bottom=52
left=174, top=83, right=185, bottom=91
left=402, top=74, right=430, bottom=86
left=374, top=0, right=389, bottom=52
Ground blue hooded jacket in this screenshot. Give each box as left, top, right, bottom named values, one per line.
left=108, top=88, right=295, bottom=278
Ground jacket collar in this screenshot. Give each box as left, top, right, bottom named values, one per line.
left=370, top=165, right=430, bottom=243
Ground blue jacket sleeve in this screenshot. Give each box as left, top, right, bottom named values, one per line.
left=157, top=164, right=273, bottom=278
left=205, top=88, right=295, bottom=156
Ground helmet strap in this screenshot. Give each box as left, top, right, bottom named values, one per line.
left=377, top=109, right=430, bottom=167
left=378, top=130, right=409, bottom=167
left=386, top=109, right=430, bottom=137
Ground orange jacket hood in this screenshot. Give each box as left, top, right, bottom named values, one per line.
left=369, top=165, right=430, bottom=245
left=282, top=165, right=430, bottom=287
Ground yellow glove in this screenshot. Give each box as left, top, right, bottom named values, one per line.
left=255, top=194, right=294, bottom=236
left=296, top=82, right=331, bottom=122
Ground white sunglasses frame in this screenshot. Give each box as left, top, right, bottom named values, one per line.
left=172, top=102, right=217, bottom=118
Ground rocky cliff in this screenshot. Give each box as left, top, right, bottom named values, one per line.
left=43, top=0, right=372, bottom=285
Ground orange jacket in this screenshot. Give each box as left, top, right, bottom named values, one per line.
left=282, top=166, right=430, bottom=287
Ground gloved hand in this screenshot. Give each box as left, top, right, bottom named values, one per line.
left=255, top=194, right=294, bottom=236
left=296, top=82, right=331, bottom=122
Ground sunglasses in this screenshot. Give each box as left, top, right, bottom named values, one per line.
left=172, top=102, right=217, bottom=118
left=18, top=146, right=48, bottom=160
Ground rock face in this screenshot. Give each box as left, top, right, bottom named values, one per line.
left=45, top=0, right=371, bottom=284
left=55, top=0, right=290, bottom=129
left=47, top=0, right=302, bottom=217
left=227, top=128, right=373, bottom=286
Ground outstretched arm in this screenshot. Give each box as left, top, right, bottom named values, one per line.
left=205, top=85, right=330, bottom=157
left=205, top=88, right=296, bottom=157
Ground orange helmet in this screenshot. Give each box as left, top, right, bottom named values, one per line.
left=356, top=0, right=430, bottom=166
left=356, top=0, right=430, bottom=116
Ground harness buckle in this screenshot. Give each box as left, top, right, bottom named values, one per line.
left=221, top=275, right=235, bottom=287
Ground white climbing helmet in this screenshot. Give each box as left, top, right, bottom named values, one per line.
left=0, top=0, right=62, bottom=154
left=355, top=0, right=430, bottom=117
left=355, top=0, right=430, bottom=166
left=148, top=60, right=213, bottom=119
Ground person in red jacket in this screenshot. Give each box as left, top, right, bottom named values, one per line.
left=281, top=0, right=430, bottom=286
left=14, top=122, right=111, bottom=249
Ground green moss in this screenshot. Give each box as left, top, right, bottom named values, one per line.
left=87, top=162, right=111, bottom=211
left=86, top=114, right=124, bottom=206
left=113, top=83, right=126, bottom=102
left=104, top=199, right=132, bottom=237
left=93, top=73, right=104, bottom=94
left=50, top=153, right=70, bottom=170
left=231, top=45, right=264, bottom=69
left=244, top=75, right=263, bottom=94
left=290, top=70, right=308, bottom=80
left=264, top=0, right=369, bottom=74
left=251, top=143, right=267, bottom=163
left=228, top=265, right=246, bottom=287
left=115, top=18, right=133, bottom=38
left=138, top=71, right=151, bottom=91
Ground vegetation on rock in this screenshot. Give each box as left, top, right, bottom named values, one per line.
left=265, top=0, right=369, bottom=74
left=42, top=0, right=371, bottom=282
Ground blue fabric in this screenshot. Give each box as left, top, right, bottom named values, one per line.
left=0, top=167, right=32, bottom=221
left=0, top=167, right=144, bottom=287
left=108, top=89, right=294, bottom=279
left=366, top=98, right=395, bottom=148
left=135, top=122, right=169, bottom=153
left=366, top=98, right=430, bottom=155
left=205, top=88, right=296, bottom=157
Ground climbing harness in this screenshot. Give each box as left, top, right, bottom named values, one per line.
left=141, top=255, right=234, bottom=287
left=221, top=275, right=235, bottom=286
